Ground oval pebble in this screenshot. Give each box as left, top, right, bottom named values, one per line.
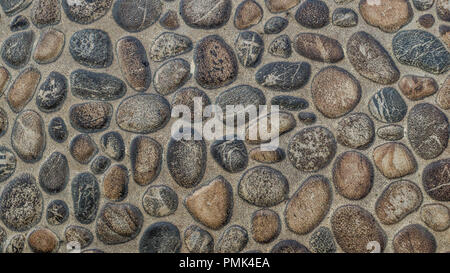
left=103, top=164, right=128, bottom=202
left=154, top=58, right=191, bottom=96
left=184, top=225, right=214, bottom=253
left=377, top=125, right=404, bottom=141
left=336, top=113, right=374, bottom=149
left=36, top=71, right=67, bottom=113
left=64, top=225, right=93, bottom=249
left=62, top=0, right=112, bottom=24
left=11, top=110, right=46, bottom=163
left=33, top=28, right=65, bottom=64
left=130, top=136, right=162, bottom=186
left=46, top=199, right=68, bottom=226
left=180, top=0, right=231, bottom=29
left=31, top=0, right=61, bottom=28
left=90, top=155, right=111, bottom=175
left=264, top=16, right=288, bottom=34
left=422, top=159, right=450, bottom=201
left=100, top=132, right=125, bottom=161
left=235, top=31, right=264, bottom=67
left=359, top=0, right=413, bottom=33
left=251, top=209, right=280, bottom=243
left=48, top=117, right=67, bottom=143
left=70, top=134, right=98, bottom=164
left=255, top=62, right=310, bottom=91
left=210, top=137, right=248, bottom=173
left=271, top=240, right=310, bottom=253
left=216, top=225, right=248, bottom=253
left=271, top=96, right=308, bottom=111
left=69, top=29, right=113, bottom=68
left=249, top=147, right=284, bottom=164
left=294, top=33, right=344, bottom=63
left=421, top=203, right=449, bottom=232
left=234, top=0, right=263, bottom=30
left=393, top=224, right=436, bottom=253
left=368, top=87, right=407, bottom=123
left=7, top=67, right=41, bottom=113
left=39, top=152, right=69, bottom=194
left=142, top=185, right=178, bottom=217
left=373, top=142, right=417, bottom=179
left=113, top=0, right=162, bottom=32
left=69, top=102, right=113, bottom=133
left=149, top=32, right=192, bottom=62
left=28, top=227, right=59, bottom=253
left=70, top=69, right=126, bottom=101
left=71, top=172, right=100, bottom=224
left=1, top=31, right=34, bottom=69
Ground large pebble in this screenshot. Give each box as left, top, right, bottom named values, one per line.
left=211, top=138, right=248, bottom=173
left=39, top=152, right=69, bottom=194
left=368, top=87, right=407, bottom=123
left=149, top=32, right=192, bottom=62
left=1, top=31, right=34, bottom=69
left=393, top=224, right=436, bottom=253
left=71, top=172, right=100, bottom=224
left=70, top=70, right=126, bottom=101
left=28, top=227, right=59, bottom=253
left=130, top=136, right=162, bottom=186
left=373, top=142, right=417, bottom=179
left=234, top=0, right=263, bottom=30
left=422, top=159, right=450, bottom=201
left=11, top=110, right=46, bottom=163
left=235, top=31, right=264, bottom=67
left=36, top=72, right=67, bottom=113
left=62, top=0, right=112, bottom=24
left=33, top=28, right=65, bottom=64
left=113, top=0, right=162, bottom=32
left=69, top=102, right=112, bottom=133
left=184, top=225, right=214, bottom=253
left=154, top=58, right=190, bottom=95
left=294, top=33, right=344, bottom=63
left=251, top=209, right=280, bottom=243
left=255, top=62, right=310, bottom=91
left=398, top=75, right=438, bottom=101
left=31, top=0, right=60, bottom=28
left=69, top=29, right=113, bottom=68
left=180, top=0, right=231, bottom=29
left=359, top=0, right=413, bottom=33
left=7, top=67, right=41, bottom=113
left=139, top=222, right=181, bottom=253
left=142, top=185, right=178, bottom=217
left=421, top=203, right=449, bottom=231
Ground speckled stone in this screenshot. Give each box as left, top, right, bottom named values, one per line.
left=368, top=87, right=407, bottom=123
left=234, top=0, right=263, bottom=30
left=251, top=209, right=280, bottom=243
left=235, top=31, right=264, bottom=67
left=64, top=225, right=93, bottom=249
left=436, top=76, right=450, bottom=109
left=180, top=0, right=232, bottom=29
left=398, top=75, right=438, bottom=100
left=100, top=132, right=125, bottom=161
left=139, top=222, right=181, bottom=253
left=297, top=112, right=317, bottom=124
left=332, top=8, right=358, bottom=27
left=309, top=226, right=336, bottom=253
left=154, top=58, right=191, bottom=95
left=437, top=0, right=450, bottom=21
left=36, top=72, right=67, bottom=113
left=28, top=227, right=59, bottom=253
left=69, top=102, right=112, bottom=133
left=10, top=15, right=30, bottom=31
left=112, top=0, right=161, bottom=32
left=39, top=152, right=69, bottom=194
left=71, top=172, right=100, bottom=224
left=268, top=35, right=292, bottom=58
left=31, top=0, right=60, bottom=28
left=62, top=0, right=112, bottom=24
left=5, top=234, right=26, bottom=253
left=142, top=185, right=178, bottom=217
left=377, top=125, right=404, bottom=141
left=0, top=0, right=32, bottom=16
left=159, top=10, right=179, bottom=30
left=171, top=87, right=211, bottom=121
left=1, top=30, right=34, bottom=69
left=70, top=70, right=126, bottom=101
left=149, top=32, right=193, bottom=62
left=393, top=224, right=436, bottom=253
left=264, top=16, right=288, bottom=34
left=90, top=156, right=111, bottom=175
left=46, top=199, right=68, bottom=225
left=211, top=138, right=248, bottom=173
left=373, top=142, right=417, bottom=179
left=130, top=136, right=162, bottom=186
left=294, top=33, right=344, bottom=63
left=249, top=147, right=285, bottom=163
left=270, top=240, right=310, bottom=253
left=413, top=0, right=435, bottom=10
left=48, top=117, right=67, bottom=143
left=0, top=146, right=16, bottom=182
left=7, top=67, right=41, bottom=113
left=69, top=29, right=113, bottom=68
left=295, top=0, right=329, bottom=29
left=33, top=28, right=65, bottom=64
left=255, top=62, right=311, bottom=91
left=360, top=0, right=413, bottom=33
left=216, top=225, right=248, bottom=253
left=103, top=164, right=128, bottom=202
left=421, top=203, right=449, bottom=231
left=336, top=113, right=374, bottom=149
left=184, top=225, right=214, bottom=253
left=11, top=110, right=46, bottom=163
left=422, top=159, right=450, bottom=201
left=271, top=96, right=308, bottom=111
left=69, top=134, right=98, bottom=164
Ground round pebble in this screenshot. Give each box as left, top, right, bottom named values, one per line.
left=46, top=199, right=69, bottom=225
left=142, top=185, right=178, bottom=217
left=268, top=35, right=292, bottom=58
left=368, top=87, right=407, bottom=123
left=39, top=152, right=69, bottom=194
left=180, top=0, right=231, bottom=29
left=234, top=0, right=263, bottom=30
left=184, top=225, right=214, bottom=253
left=113, top=0, right=162, bottom=32
left=398, top=75, right=438, bottom=100
left=393, top=224, right=436, bottom=253
left=1, top=31, right=34, bottom=69
left=264, top=16, right=288, bottom=34
left=160, top=10, right=179, bottom=30
left=100, top=132, right=125, bottom=161
left=36, top=71, right=67, bottom=113
left=90, top=155, right=111, bottom=175
left=251, top=209, right=281, bottom=243
left=377, top=125, right=404, bottom=141
left=70, top=134, right=98, bottom=164
left=373, top=142, right=417, bottom=179
left=48, top=117, right=67, bottom=143
left=295, top=0, right=329, bottom=29
left=359, top=0, right=413, bottom=33
left=336, top=113, right=374, bottom=149
left=413, top=0, right=435, bottom=10
left=421, top=203, right=449, bottom=232
left=154, top=58, right=191, bottom=96
left=211, top=137, right=248, bottom=173
left=69, top=29, right=113, bottom=68
left=28, top=227, right=59, bottom=253
left=216, top=225, right=248, bottom=253
left=69, top=102, right=112, bottom=133
left=33, top=28, right=65, bottom=64
left=65, top=225, right=93, bottom=249
left=294, top=33, right=344, bottom=63
left=139, top=222, right=181, bottom=253
left=422, top=159, right=450, bottom=201
left=31, top=0, right=60, bottom=28
left=309, top=226, right=336, bottom=253
left=171, top=87, right=211, bottom=121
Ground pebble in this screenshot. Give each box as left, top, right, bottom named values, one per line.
left=184, top=225, right=214, bottom=253
left=39, top=152, right=69, bottom=194
left=70, top=69, right=126, bottom=101
left=311, top=66, right=361, bottom=118
left=268, top=35, right=292, bottom=58
left=238, top=166, right=289, bottom=207
left=116, top=94, right=171, bottom=134
left=360, top=0, right=413, bottom=33
left=142, top=185, right=178, bottom=217
left=333, top=151, right=373, bottom=200
left=48, top=117, right=68, bottom=143
left=171, top=87, right=211, bottom=121
left=10, top=15, right=30, bottom=31
left=413, top=0, right=435, bottom=10
left=285, top=175, right=332, bottom=235
left=309, top=226, right=336, bottom=253
left=0, top=108, right=7, bottom=138
left=398, top=75, right=438, bottom=100
left=69, top=134, right=98, bottom=164
left=0, top=67, right=10, bottom=96
left=69, top=102, right=112, bottom=133
left=0, top=146, right=16, bottom=182
left=130, top=136, right=162, bottom=186
left=160, top=10, right=179, bottom=30
left=251, top=209, right=280, bottom=243
left=377, top=125, right=404, bottom=141
left=5, top=234, right=26, bottom=253
left=31, top=0, right=60, bottom=28
left=287, top=126, right=336, bottom=172
left=185, top=176, right=233, bottom=229
left=255, top=62, right=310, bottom=91
left=139, top=222, right=181, bottom=253
left=336, top=113, right=374, bottom=149
left=347, top=31, right=400, bottom=84
left=154, top=58, right=191, bottom=95
left=332, top=8, right=358, bottom=27
left=0, top=173, right=42, bottom=231
left=265, top=0, right=300, bottom=13
left=393, top=224, right=436, bottom=253
left=376, top=180, right=423, bottom=225
left=100, top=132, right=125, bottom=161
left=331, top=205, right=386, bottom=253
left=246, top=111, right=296, bottom=144
left=7, top=67, right=41, bottom=113
left=28, top=227, right=59, bottom=253
left=180, top=0, right=231, bottom=29
left=436, top=76, right=450, bottom=109
left=270, top=240, right=310, bottom=253
left=294, top=33, right=344, bottom=63
left=36, top=72, right=67, bottom=112
left=11, top=110, right=46, bottom=163
left=0, top=0, right=32, bottom=16
left=408, top=103, right=449, bottom=160
left=249, top=147, right=284, bottom=163
left=62, top=0, right=112, bottom=24
left=103, top=164, right=128, bottom=201
left=393, top=30, right=450, bottom=74
left=373, top=142, right=417, bottom=179
left=297, top=112, right=316, bottom=124
left=46, top=199, right=68, bottom=225
left=1, top=30, right=34, bottom=69
left=368, top=87, right=407, bottom=123
left=234, top=0, right=263, bottom=30
left=33, top=28, right=65, bottom=64
left=90, top=155, right=110, bottom=175
left=235, top=31, right=264, bottom=67
left=96, top=202, right=143, bottom=245
left=421, top=203, right=449, bottom=231
left=422, top=159, right=450, bottom=201
left=216, top=225, right=248, bottom=253
left=264, top=16, right=288, bottom=34
left=195, top=35, right=238, bottom=89
left=149, top=32, right=193, bottom=62
left=65, top=225, right=93, bottom=249
left=113, top=0, right=162, bottom=32
left=295, top=0, right=329, bottom=29
left=69, top=29, right=113, bottom=68
left=116, top=36, right=151, bottom=92
left=419, top=14, right=435, bottom=28
left=437, top=0, right=450, bottom=21
left=211, top=138, right=248, bottom=173
left=271, top=95, right=308, bottom=111
left=71, top=172, right=100, bottom=224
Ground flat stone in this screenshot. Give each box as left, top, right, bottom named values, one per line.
left=249, top=147, right=284, bottom=163
left=255, top=62, right=310, bottom=91
left=103, top=164, right=128, bottom=202
left=185, top=176, right=233, bottom=230
left=7, top=67, right=41, bottom=113
left=332, top=8, right=358, bottom=27
left=294, top=33, right=344, bottom=63
left=309, top=226, right=336, bottom=253
left=211, top=137, right=248, bottom=173
left=238, top=166, right=289, bottom=207
left=31, top=0, right=60, bottom=28
left=46, top=199, right=68, bottom=225
left=393, top=30, right=450, bottom=74
left=436, top=76, right=450, bottom=109
left=437, top=0, right=450, bottom=21
left=142, top=185, right=178, bottom=217
left=96, top=202, right=143, bottom=245
left=130, top=136, right=162, bottom=186
left=368, top=87, right=407, bottom=123
left=376, top=180, right=423, bottom=225
left=413, top=0, right=435, bottom=10
left=421, top=203, right=449, bottom=231
left=116, top=36, right=151, bottom=92
left=184, top=225, right=214, bottom=253
left=48, top=117, right=67, bottom=143
left=235, top=31, right=264, bottom=68
left=0, top=0, right=33, bottom=16
left=171, top=87, right=211, bottom=121
left=270, top=240, right=310, bottom=253
left=271, top=95, right=308, bottom=111
left=251, top=209, right=280, bottom=243
left=69, top=134, right=98, bottom=164
left=377, top=125, right=404, bottom=141
left=265, top=0, right=300, bottom=13
left=393, top=224, right=436, bottom=253
left=149, top=32, right=193, bottom=62
left=65, top=225, right=93, bottom=249
left=70, top=70, right=126, bottom=101
left=69, top=29, right=113, bottom=68
left=0, top=67, right=10, bottom=96
left=180, top=0, right=231, bottom=29
left=69, top=102, right=112, bottom=133
left=297, top=112, right=317, bottom=124
left=246, top=111, right=296, bottom=144
left=36, top=71, right=67, bottom=112
left=10, top=15, right=30, bottom=31
left=116, top=94, right=171, bottom=134
left=33, top=28, right=65, bottom=64
left=39, top=152, right=69, bottom=194
left=216, top=225, right=248, bottom=253
left=268, top=35, right=292, bottom=58
left=100, top=132, right=125, bottom=161
left=336, top=113, right=374, bottom=149
left=418, top=14, right=435, bottom=28
left=360, top=0, right=413, bottom=33
left=331, top=205, right=386, bottom=253
left=139, top=222, right=181, bottom=253
left=0, top=108, right=7, bottom=138
left=5, top=234, right=26, bottom=253
left=154, top=58, right=191, bottom=95
left=373, top=142, right=417, bottom=179
left=159, top=10, right=179, bottom=30
left=311, top=66, right=361, bottom=118
left=28, top=227, right=59, bottom=253
left=90, top=155, right=110, bottom=175
left=63, top=0, right=112, bottom=24
left=422, top=159, right=450, bottom=201
left=333, top=151, right=373, bottom=200
left=287, top=126, right=336, bottom=172
left=407, top=103, right=449, bottom=159
left=11, top=110, right=46, bottom=163
left=71, top=172, right=100, bottom=224
left=0, top=146, right=16, bottom=182
left=195, top=35, right=238, bottom=89
left=113, top=0, right=161, bottom=32
left=398, top=75, right=438, bottom=100
left=234, top=0, right=263, bottom=30
left=285, top=175, right=332, bottom=235
left=295, top=0, right=329, bottom=29
left=264, top=16, right=288, bottom=34
left=0, top=173, right=42, bottom=231
left=347, top=31, right=400, bottom=84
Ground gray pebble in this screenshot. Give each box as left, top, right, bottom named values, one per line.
left=235, top=31, right=264, bottom=67
left=149, top=32, right=193, bottom=62
left=69, top=29, right=113, bottom=68
left=154, top=58, right=191, bottom=96
left=1, top=30, right=34, bottom=69
left=180, top=0, right=231, bottom=29
left=332, top=8, right=358, bottom=27
left=142, top=185, right=178, bottom=217
left=211, top=137, right=248, bottom=173
left=70, top=69, right=126, bottom=101
left=216, top=225, right=248, bottom=253
left=100, top=132, right=125, bottom=161
left=48, top=117, right=67, bottom=143
left=71, top=172, right=100, bottom=224
left=90, top=156, right=111, bottom=175
left=69, top=102, right=113, bottom=133
left=184, top=225, right=214, bottom=253
left=62, top=0, right=112, bottom=24
left=139, top=222, right=181, bottom=253
left=36, top=71, right=67, bottom=113
left=309, top=226, right=336, bottom=253
left=0, top=146, right=16, bottom=183
left=46, top=199, right=69, bottom=225
left=264, top=16, right=288, bottom=34
left=255, top=62, right=310, bottom=91
left=268, top=35, right=292, bottom=58
left=113, top=0, right=162, bottom=32
left=39, top=152, right=69, bottom=194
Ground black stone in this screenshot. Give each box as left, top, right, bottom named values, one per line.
left=100, top=132, right=125, bottom=161
left=39, top=152, right=69, bottom=194
left=211, top=137, right=248, bottom=173
left=297, top=112, right=317, bottom=124
left=139, top=222, right=181, bottom=253
left=271, top=240, right=310, bottom=253
left=10, top=15, right=30, bottom=32
left=70, top=69, right=126, bottom=101
left=36, top=72, right=67, bottom=113
left=264, top=16, right=288, bottom=34
left=271, top=96, right=309, bottom=111
left=235, top=31, right=264, bottom=67
left=71, top=172, right=100, bottom=224
left=69, top=29, right=113, bottom=68
left=46, top=199, right=69, bottom=225
left=295, top=0, right=329, bottom=29
left=48, top=117, right=68, bottom=143
left=113, top=0, right=162, bottom=32
left=90, top=156, right=111, bottom=175
left=1, top=30, right=34, bottom=69
left=309, top=226, right=336, bottom=253
left=255, top=62, right=311, bottom=91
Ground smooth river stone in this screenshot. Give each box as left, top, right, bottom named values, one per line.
left=265, top=0, right=300, bottom=13
left=130, top=136, right=162, bottom=186
left=113, top=0, right=162, bottom=32
left=47, top=200, right=68, bottom=225
left=422, top=159, right=450, bottom=201
left=245, top=111, right=296, bottom=144
left=294, top=33, right=344, bottom=63
left=393, top=224, right=436, bottom=253
left=71, top=172, right=100, bottom=224
left=234, top=0, right=263, bottom=30
left=142, top=185, right=178, bottom=217
left=398, top=75, right=438, bottom=100
left=336, top=113, right=374, bottom=149
left=36, top=72, right=67, bottom=113
left=100, top=132, right=125, bottom=161
left=28, top=227, right=59, bottom=253
left=216, top=225, right=248, bottom=253
left=33, top=28, right=64, bottom=64
left=437, top=0, right=450, bottom=21
left=69, top=102, right=112, bottom=133
left=210, top=138, right=248, bottom=173
left=69, top=29, right=113, bottom=68
left=377, top=125, right=404, bottom=141
left=359, top=0, right=413, bottom=33
left=11, top=110, right=46, bottom=163
left=0, top=0, right=33, bottom=16
left=235, top=31, right=264, bottom=68
left=0, top=67, right=10, bottom=96
left=70, top=70, right=126, bottom=101
left=268, top=35, right=292, bottom=58
left=249, top=147, right=285, bottom=163
left=103, top=164, right=128, bottom=201
left=139, top=222, right=181, bottom=253
left=149, top=32, right=193, bottom=62
left=255, top=62, right=311, bottom=91
left=0, top=146, right=16, bottom=182
left=436, top=76, right=450, bottom=109
left=160, top=10, right=179, bottom=30
left=285, top=175, right=332, bottom=235
left=332, top=8, right=358, bottom=27
left=373, top=142, right=417, bottom=179
left=171, top=87, right=211, bottom=121
left=368, top=87, right=407, bottom=123
left=309, top=226, right=336, bottom=253
left=184, top=225, right=214, bottom=253
left=421, top=203, right=450, bottom=231
left=180, top=0, right=232, bottom=29
left=295, top=0, right=330, bottom=29
left=7, top=67, right=41, bottom=113
left=264, top=17, right=288, bottom=34
left=62, top=0, right=112, bottom=24
left=90, top=155, right=110, bottom=175
left=64, top=225, right=93, bottom=249
left=1, top=30, right=34, bottom=69
left=251, top=209, right=281, bottom=243
left=48, top=117, right=68, bottom=143
left=39, top=152, right=69, bottom=194
left=70, top=134, right=98, bottom=164
left=154, top=58, right=191, bottom=95
left=271, top=96, right=308, bottom=111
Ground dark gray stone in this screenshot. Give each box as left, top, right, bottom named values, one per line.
left=0, top=146, right=16, bottom=183
left=62, top=0, right=112, bottom=24
left=69, top=29, right=113, bottom=68
left=368, top=87, right=407, bottom=123
left=100, top=132, right=125, bottom=161
left=298, top=112, right=317, bottom=125
left=36, top=72, right=67, bottom=113
left=255, top=62, right=310, bottom=91
left=69, top=102, right=113, bottom=133
left=46, top=199, right=69, bottom=225
left=5, top=234, right=26, bottom=253
left=211, top=137, right=248, bottom=173
left=271, top=240, right=310, bottom=253
left=1, top=31, right=34, bottom=69
left=0, top=108, right=7, bottom=138
left=271, top=96, right=308, bottom=111
left=90, top=156, right=111, bottom=175
left=10, top=15, right=30, bottom=31
left=268, top=35, right=292, bottom=58
left=48, top=117, right=67, bottom=143
left=413, top=0, right=435, bottom=11
left=71, top=172, right=100, bottom=224
left=332, top=8, right=358, bottom=27
left=184, top=225, right=214, bottom=253
left=264, top=16, right=288, bottom=34
left=70, top=69, right=126, bottom=101
left=139, top=222, right=181, bottom=253
left=180, top=0, right=231, bottom=29
left=31, top=0, right=61, bottom=28
left=149, top=32, right=193, bottom=62
left=113, top=0, right=162, bottom=32
left=65, top=225, right=93, bottom=249
left=295, top=0, right=329, bottom=29
left=154, top=58, right=191, bottom=95
left=235, top=31, right=264, bottom=67
left=39, top=152, right=69, bottom=194
left=142, top=185, right=178, bottom=217
left=422, top=159, right=450, bottom=201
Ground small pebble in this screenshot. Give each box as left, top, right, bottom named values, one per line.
left=249, top=147, right=284, bottom=163
left=251, top=209, right=281, bottom=243
left=113, top=0, right=161, bottom=32
left=336, top=113, right=374, bottom=149
left=255, top=62, right=311, bottom=91
left=149, top=32, right=193, bottom=62
left=295, top=0, right=329, bottom=29
left=46, top=199, right=69, bottom=225
left=33, top=28, right=65, bottom=64
left=297, top=112, right=316, bottom=124
left=39, top=151, right=69, bottom=194
left=48, top=117, right=68, bottom=143
left=377, top=125, right=404, bottom=141
left=373, top=142, right=417, bottom=179
left=418, top=14, right=435, bottom=28
left=139, top=222, right=181, bottom=253
left=235, top=31, right=264, bottom=67
left=64, top=225, right=93, bottom=249
left=90, top=155, right=111, bottom=175
left=216, top=225, right=248, bottom=253
left=268, top=35, right=292, bottom=58
left=70, top=134, right=98, bottom=164
left=265, top=0, right=300, bottom=13
left=264, top=16, right=288, bottom=34
left=234, top=0, right=263, bottom=30
left=210, top=137, right=248, bottom=173
left=142, top=185, right=178, bottom=217
left=368, top=87, right=407, bottom=123
left=421, top=203, right=449, bottom=232
left=36, top=71, right=67, bottom=112
left=159, top=10, right=179, bottom=30
left=28, top=227, right=59, bottom=253
left=100, top=132, right=125, bottom=161
left=309, top=226, right=336, bottom=253
left=332, top=8, right=358, bottom=27
left=271, top=240, right=310, bottom=253
left=184, top=225, right=214, bottom=253
left=10, top=15, right=30, bottom=31
left=103, top=164, right=128, bottom=202
left=69, top=102, right=112, bottom=133
left=154, top=58, right=191, bottom=95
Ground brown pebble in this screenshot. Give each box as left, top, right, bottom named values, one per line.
left=393, top=224, right=436, bottom=253
left=359, top=0, right=413, bottom=33
left=70, top=134, right=98, bottom=164
left=28, top=227, right=59, bottom=253
left=234, top=0, right=263, bottom=30
left=418, top=14, right=435, bottom=28
left=64, top=225, right=93, bottom=249
left=7, top=67, right=41, bottom=113
left=398, top=75, right=438, bottom=101
left=0, top=67, right=10, bottom=96
left=160, top=10, right=179, bottom=30
left=251, top=209, right=280, bottom=243
left=265, top=0, right=300, bottom=13
left=11, top=110, right=46, bottom=163
left=103, top=164, right=128, bottom=201
left=130, top=136, right=162, bottom=186
left=421, top=203, right=450, bottom=232
left=294, top=33, right=344, bottom=63
left=373, top=142, right=416, bottom=179
left=249, top=147, right=284, bottom=163
left=33, top=28, right=65, bottom=64
left=439, top=25, right=450, bottom=48
left=436, top=76, right=450, bottom=109
left=246, top=111, right=296, bottom=144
